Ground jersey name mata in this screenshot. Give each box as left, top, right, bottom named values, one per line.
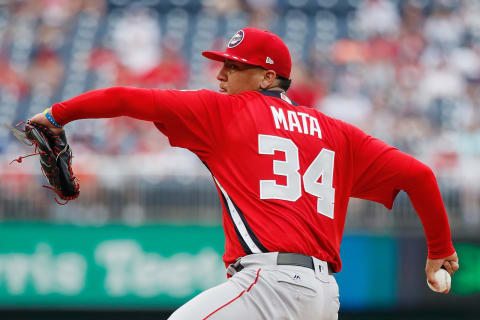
left=270, top=105, right=322, bottom=139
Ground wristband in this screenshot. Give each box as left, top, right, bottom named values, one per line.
left=43, top=108, right=63, bottom=128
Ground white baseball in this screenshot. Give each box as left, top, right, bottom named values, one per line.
left=427, top=268, right=451, bottom=292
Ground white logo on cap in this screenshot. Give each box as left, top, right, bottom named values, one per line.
left=266, top=56, right=274, bottom=64
left=228, top=30, right=244, bottom=48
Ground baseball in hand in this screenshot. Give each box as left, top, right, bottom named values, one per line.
left=427, top=268, right=451, bottom=292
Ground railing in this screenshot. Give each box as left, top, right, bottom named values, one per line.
left=1, top=156, right=478, bottom=233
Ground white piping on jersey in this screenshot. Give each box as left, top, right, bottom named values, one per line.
left=213, top=176, right=262, bottom=254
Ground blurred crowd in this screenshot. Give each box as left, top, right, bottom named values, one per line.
left=0, top=0, right=479, bottom=224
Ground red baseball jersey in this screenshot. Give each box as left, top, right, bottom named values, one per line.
left=52, top=87, right=455, bottom=272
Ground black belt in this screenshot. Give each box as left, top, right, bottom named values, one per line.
left=278, top=253, right=334, bottom=274
left=233, top=253, right=331, bottom=273
left=277, top=252, right=314, bottom=270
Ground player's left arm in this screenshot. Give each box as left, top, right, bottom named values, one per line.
left=30, top=111, right=61, bottom=133
left=29, top=86, right=232, bottom=159
left=30, top=87, right=160, bottom=129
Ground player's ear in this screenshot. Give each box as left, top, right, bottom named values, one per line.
left=260, top=70, right=277, bottom=90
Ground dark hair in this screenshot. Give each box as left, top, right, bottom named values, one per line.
left=276, top=76, right=292, bottom=91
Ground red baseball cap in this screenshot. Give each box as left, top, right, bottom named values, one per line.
left=202, top=28, right=292, bottom=79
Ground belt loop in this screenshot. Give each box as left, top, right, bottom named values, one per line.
left=312, top=257, right=331, bottom=281
left=233, top=259, right=244, bottom=272
left=226, top=258, right=245, bottom=276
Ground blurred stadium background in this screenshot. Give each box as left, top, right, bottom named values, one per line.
left=0, top=0, right=479, bottom=319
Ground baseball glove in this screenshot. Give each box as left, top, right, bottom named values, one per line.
left=6, top=120, right=80, bottom=204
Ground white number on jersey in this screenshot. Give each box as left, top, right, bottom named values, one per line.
left=258, top=134, right=335, bottom=219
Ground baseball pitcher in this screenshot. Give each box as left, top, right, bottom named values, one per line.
left=24, top=28, right=458, bottom=319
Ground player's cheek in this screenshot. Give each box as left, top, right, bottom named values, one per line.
left=231, top=77, right=243, bottom=94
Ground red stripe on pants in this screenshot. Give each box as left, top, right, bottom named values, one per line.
left=202, top=268, right=261, bottom=320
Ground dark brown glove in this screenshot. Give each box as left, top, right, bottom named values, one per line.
left=7, top=120, right=80, bottom=204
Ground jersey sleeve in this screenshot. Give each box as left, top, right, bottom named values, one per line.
left=51, top=86, right=234, bottom=160
left=348, top=123, right=455, bottom=258
left=349, top=124, right=410, bottom=209
left=151, top=89, right=234, bottom=160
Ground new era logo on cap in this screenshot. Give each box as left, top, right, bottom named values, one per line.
left=266, top=57, right=274, bottom=64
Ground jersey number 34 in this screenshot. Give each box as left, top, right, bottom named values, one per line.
left=258, top=134, right=335, bottom=219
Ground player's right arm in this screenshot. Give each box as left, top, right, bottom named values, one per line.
left=425, top=252, right=458, bottom=293
left=345, top=122, right=459, bottom=293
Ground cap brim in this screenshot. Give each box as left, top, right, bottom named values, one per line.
left=202, top=51, right=227, bottom=62
left=202, top=51, right=254, bottom=65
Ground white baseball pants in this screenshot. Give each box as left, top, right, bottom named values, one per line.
left=168, top=252, right=340, bottom=320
